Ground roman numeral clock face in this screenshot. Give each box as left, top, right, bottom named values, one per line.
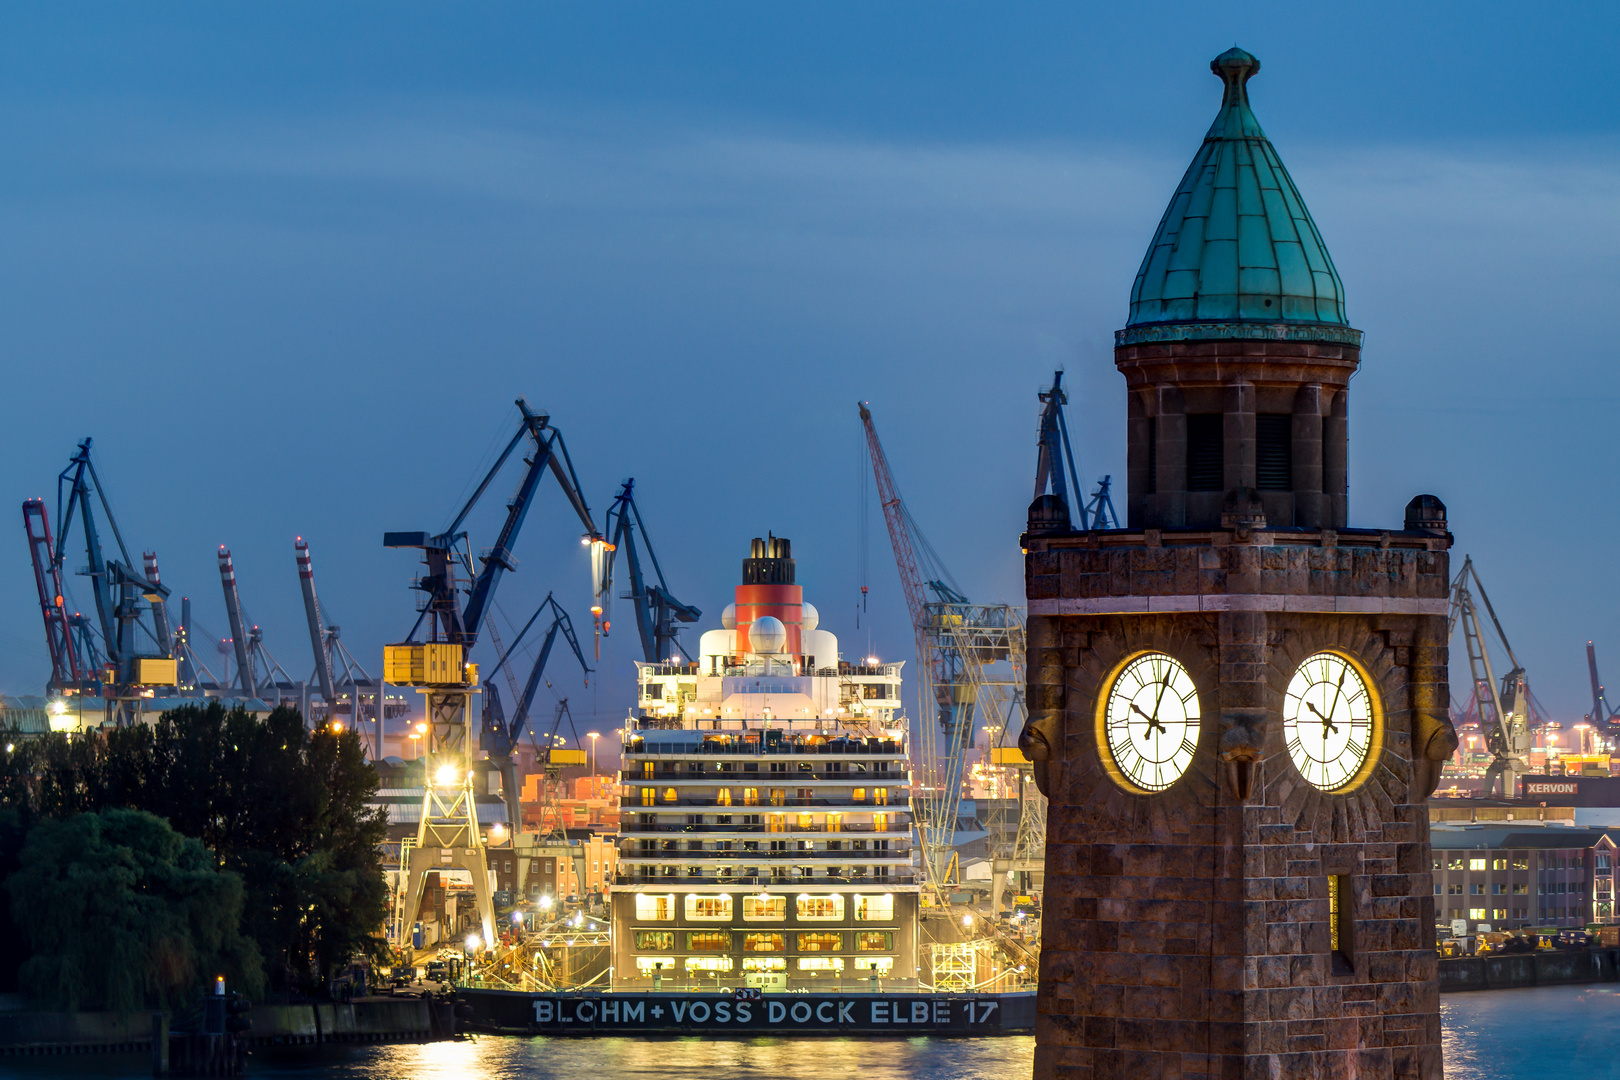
left=1100, top=653, right=1202, bottom=792
left=1283, top=652, right=1381, bottom=791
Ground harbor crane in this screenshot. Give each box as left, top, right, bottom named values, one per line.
left=384, top=397, right=606, bottom=953
left=217, top=547, right=298, bottom=702
left=1448, top=557, right=1532, bottom=797
left=480, top=593, right=591, bottom=831
left=27, top=439, right=179, bottom=723
left=1586, top=642, right=1620, bottom=736
left=858, top=401, right=1024, bottom=901
left=599, top=479, right=702, bottom=663
left=296, top=537, right=386, bottom=754
left=1035, top=370, right=1119, bottom=530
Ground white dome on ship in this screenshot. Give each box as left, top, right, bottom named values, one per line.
left=721, top=603, right=737, bottom=630
left=749, top=616, right=788, bottom=654
left=800, top=602, right=819, bottom=634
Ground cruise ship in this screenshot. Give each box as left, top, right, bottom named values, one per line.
left=610, top=535, right=920, bottom=991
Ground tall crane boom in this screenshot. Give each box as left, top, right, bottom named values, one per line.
left=24, top=498, right=81, bottom=692
left=1034, top=371, right=1087, bottom=527
left=601, top=479, right=702, bottom=663
left=296, top=538, right=338, bottom=703
left=481, top=594, right=591, bottom=828
left=858, top=403, right=930, bottom=634
left=218, top=547, right=255, bottom=695
left=1448, top=557, right=1530, bottom=797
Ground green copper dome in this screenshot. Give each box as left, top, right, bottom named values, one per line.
left=1120, top=48, right=1360, bottom=347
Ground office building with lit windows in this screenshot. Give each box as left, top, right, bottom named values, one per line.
left=611, top=536, right=919, bottom=990
left=1430, top=825, right=1618, bottom=931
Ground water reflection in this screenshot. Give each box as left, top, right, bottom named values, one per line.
left=8, top=989, right=1620, bottom=1080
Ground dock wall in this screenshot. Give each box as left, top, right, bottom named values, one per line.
left=0, top=997, right=443, bottom=1056
left=1439, top=949, right=1620, bottom=992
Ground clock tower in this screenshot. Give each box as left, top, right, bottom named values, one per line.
left=1019, top=48, right=1457, bottom=1080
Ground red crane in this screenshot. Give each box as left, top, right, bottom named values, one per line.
left=23, top=498, right=82, bottom=692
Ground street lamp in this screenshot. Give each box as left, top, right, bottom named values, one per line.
left=587, top=732, right=601, bottom=778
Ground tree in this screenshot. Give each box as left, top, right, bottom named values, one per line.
left=0, top=703, right=390, bottom=996
left=7, top=809, right=263, bottom=1012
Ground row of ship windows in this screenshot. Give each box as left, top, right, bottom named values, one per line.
left=634, top=930, right=893, bottom=953
left=630, top=813, right=900, bottom=828
left=631, top=761, right=898, bottom=775
left=634, top=788, right=891, bottom=805
left=636, top=839, right=893, bottom=852
left=1434, top=854, right=1611, bottom=872
left=630, top=866, right=897, bottom=882
left=633, top=893, right=893, bottom=921
left=637, top=956, right=891, bottom=974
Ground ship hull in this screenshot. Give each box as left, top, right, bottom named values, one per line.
left=457, top=987, right=1033, bottom=1036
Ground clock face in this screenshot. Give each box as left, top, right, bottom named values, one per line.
left=1283, top=652, right=1379, bottom=791
left=1100, top=652, right=1202, bottom=792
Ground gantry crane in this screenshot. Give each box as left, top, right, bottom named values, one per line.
left=480, top=593, right=591, bottom=831
left=858, top=402, right=1024, bottom=900
left=31, top=439, right=179, bottom=724
left=384, top=398, right=606, bottom=952
left=599, top=479, right=702, bottom=663
left=1449, top=557, right=1532, bottom=797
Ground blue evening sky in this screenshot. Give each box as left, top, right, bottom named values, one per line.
left=1, top=2, right=1617, bottom=736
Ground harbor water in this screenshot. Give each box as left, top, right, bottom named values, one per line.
left=5, top=985, right=1620, bottom=1079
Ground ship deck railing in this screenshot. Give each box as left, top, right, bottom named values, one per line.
left=622, top=768, right=909, bottom=780
left=626, top=847, right=913, bottom=859
left=616, top=872, right=917, bottom=886
left=620, top=822, right=909, bottom=835
left=625, top=737, right=904, bottom=756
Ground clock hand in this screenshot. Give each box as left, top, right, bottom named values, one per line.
left=1306, top=700, right=1340, bottom=735
left=1322, top=664, right=1351, bottom=733
left=1130, top=702, right=1168, bottom=737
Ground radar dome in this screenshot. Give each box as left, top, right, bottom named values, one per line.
left=749, top=615, right=788, bottom=655
left=800, top=602, right=819, bottom=634
left=721, top=603, right=737, bottom=630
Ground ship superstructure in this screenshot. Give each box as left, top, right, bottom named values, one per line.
left=613, top=535, right=919, bottom=990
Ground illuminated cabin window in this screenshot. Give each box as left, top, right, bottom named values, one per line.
left=742, top=895, right=786, bottom=921
left=852, top=788, right=866, bottom=803
left=770, top=789, right=787, bottom=806
left=873, top=813, right=888, bottom=831
left=767, top=813, right=786, bottom=832
left=640, top=788, right=656, bottom=806
left=641, top=762, right=654, bottom=778
left=663, top=788, right=678, bottom=803
left=636, top=956, right=674, bottom=974
left=685, top=894, right=733, bottom=920
left=743, top=957, right=787, bottom=971
left=717, top=789, right=733, bottom=806
left=854, top=957, right=893, bottom=973
left=744, top=933, right=786, bottom=952
left=854, top=894, right=894, bottom=921
left=796, top=894, right=845, bottom=920
left=797, top=932, right=843, bottom=952
left=797, top=813, right=815, bottom=829
left=827, top=814, right=843, bottom=833
left=635, top=894, right=675, bottom=920
left=855, top=931, right=893, bottom=952
left=685, top=931, right=732, bottom=952
left=1469, top=907, right=1485, bottom=920
left=1468, top=858, right=1486, bottom=871
left=685, top=956, right=733, bottom=972
left=634, top=930, right=674, bottom=950
left=743, top=788, right=760, bottom=806
left=1328, top=875, right=1354, bottom=973
left=798, top=957, right=844, bottom=971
